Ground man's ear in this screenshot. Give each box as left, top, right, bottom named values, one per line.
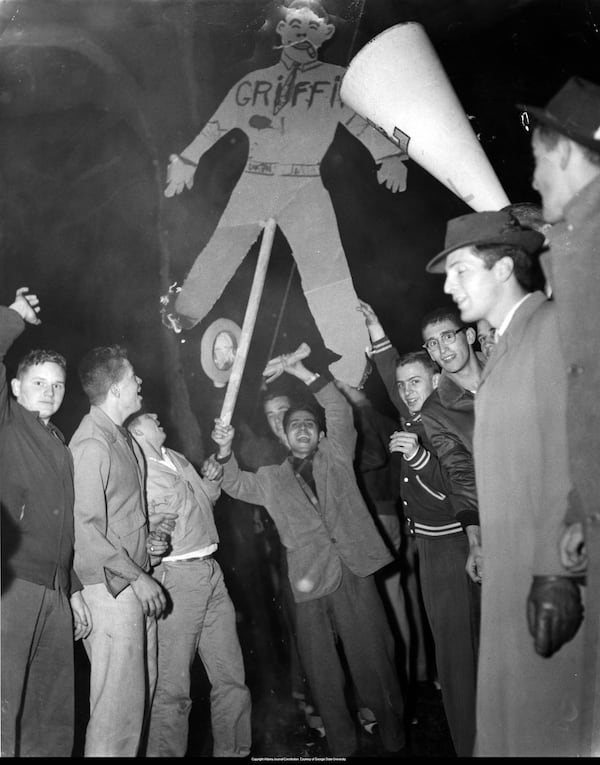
left=493, top=256, right=515, bottom=282
left=318, top=430, right=324, bottom=442
left=276, top=19, right=286, bottom=36
left=128, top=424, right=142, bottom=439
left=10, top=378, right=20, bottom=398
left=432, top=372, right=441, bottom=390
left=558, top=134, right=573, bottom=170
left=465, top=327, right=477, bottom=346
left=110, top=383, right=120, bottom=398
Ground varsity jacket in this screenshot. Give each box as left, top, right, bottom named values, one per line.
left=370, top=336, right=463, bottom=539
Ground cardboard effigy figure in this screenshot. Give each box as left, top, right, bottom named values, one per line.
left=164, top=0, right=407, bottom=386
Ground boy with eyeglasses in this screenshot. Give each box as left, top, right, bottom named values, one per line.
left=418, top=308, right=484, bottom=588
left=358, top=300, right=480, bottom=758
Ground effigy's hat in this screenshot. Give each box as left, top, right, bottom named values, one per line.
left=518, top=76, right=600, bottom=152
left=426, top=210, right=545, bottom=274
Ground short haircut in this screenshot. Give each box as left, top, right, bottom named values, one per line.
left=16, top=349, right=66, bottom=379
left=472, top=243, right=542, bottom=292
left=282, top=401, right=324, bottom=434
left=397, top=350, right=439, bottom=376
left=262, top=385, right=292, bottom=408
left=420, top=307, right=463, bottom=334
left=534, top=122, right=600, bottom=167
left=126, top=412, right=146, bottom=432
left=78, top=345, right=130, bottom=405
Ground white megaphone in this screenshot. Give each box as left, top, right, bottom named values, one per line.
left=340, top=22, right=510, bottom=211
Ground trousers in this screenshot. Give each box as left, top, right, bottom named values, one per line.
left=81, top=582, right=157, bottom=756
left=147, top=558, right=252, bottom=757
left=295, top=565, right=406, bottom=756
left=175, top=173, right=371, bottom=387
left=1, top=577, right=74, bottom=756
left=416, top=533, right=479, bottom=757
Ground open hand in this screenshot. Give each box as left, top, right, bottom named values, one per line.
left=9, top=287, right=42, bottom=325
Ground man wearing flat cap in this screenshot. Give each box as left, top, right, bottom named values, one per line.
left=521, top=75, right=600, bottom=756
left=426, top=208, right=584, bottom=757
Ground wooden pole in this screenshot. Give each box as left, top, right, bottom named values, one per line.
left=219, top=217, right=277, bottom=426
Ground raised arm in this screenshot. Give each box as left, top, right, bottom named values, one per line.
left=1, top=288, right=43, bottom=422
left=357, top=300, right=409, bottom=419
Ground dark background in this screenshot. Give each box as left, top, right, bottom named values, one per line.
left=2, top=0, right=600, bottom=450
left=3, top=1, right=600, bottom=755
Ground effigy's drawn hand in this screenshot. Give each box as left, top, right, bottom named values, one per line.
left=377, top=155, right=408, bottom=193
left=164, top=154, right=197, bottom=197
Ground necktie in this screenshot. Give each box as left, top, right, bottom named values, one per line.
left=274, top=63, right=300, bottom=115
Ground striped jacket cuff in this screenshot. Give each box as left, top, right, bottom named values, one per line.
left=404, top=444, right=430, bottom=470
left=370, top=336, right=392, bottom=354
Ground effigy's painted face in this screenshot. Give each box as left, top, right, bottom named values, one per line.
left=276, top=8, right=334, bottom=62
left=213, top=331, right=237, bottom=371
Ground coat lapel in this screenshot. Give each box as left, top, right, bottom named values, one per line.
left=480, top=292, right=547, bottom=387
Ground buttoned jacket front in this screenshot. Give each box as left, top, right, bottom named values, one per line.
left=370, top=336, right=464, bottom=537
left=70, top=405, right=148, bottom=596
left=420, top=366, right=481, bottom=528
left=473, top=291, right=582, bottom=756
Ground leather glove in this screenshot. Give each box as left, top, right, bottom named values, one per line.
left=527, top=575, right=584, bottom=658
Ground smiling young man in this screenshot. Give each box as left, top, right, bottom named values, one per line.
left=358, top=300, right=479, bottom=758
left=427, top=208, right=584, bottom=757
left=1, top=288, right=91, bottom=758
left=415, top=306, right=483, bottom=590
left=211, top=347, right=408, bottom=758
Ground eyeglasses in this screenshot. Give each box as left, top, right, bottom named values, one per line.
left=422, top=327, right=467, bottom=352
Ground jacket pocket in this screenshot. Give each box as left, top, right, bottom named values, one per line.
left=110, top=508, right=146, bottom=540
left=415, top=475, right=447, bottom=501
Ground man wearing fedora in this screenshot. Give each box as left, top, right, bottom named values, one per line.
left=521, top=76, right=600, bottom=756
left=426, top=208, right=585, bottom=756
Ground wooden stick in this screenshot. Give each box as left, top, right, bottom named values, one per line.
left=219, top=217, right=277, bottom=426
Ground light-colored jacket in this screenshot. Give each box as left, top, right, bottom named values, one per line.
left=473, top=292, right=583, bottom=756
left=70, top=405, right=148, bottom=596
left=145, top=448, right=221, bottom=556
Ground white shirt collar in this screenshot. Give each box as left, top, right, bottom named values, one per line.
left=497, top=293, right=532, bottom=337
